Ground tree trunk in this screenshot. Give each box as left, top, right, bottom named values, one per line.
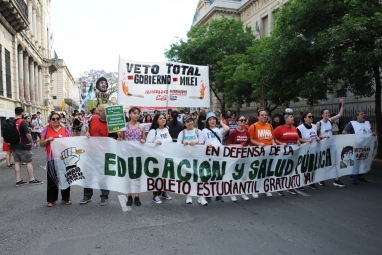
left=372, top=65, right=382, bottom=159
left=210, top=85, right=223, bottom=112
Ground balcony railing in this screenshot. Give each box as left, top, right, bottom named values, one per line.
left=15, top=0, right=28, bottom=19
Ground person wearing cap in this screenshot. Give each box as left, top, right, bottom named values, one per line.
left=248, top=109, right=276, bottom=197
left=168, top=110, right=184, bottom=142
left=227, top=115, right=251, bottom=202
left=199, top=112, right=229, bottom=203
left=274, top=108, right=301, bottom=196
left=177, top=116, right=208, bottom=205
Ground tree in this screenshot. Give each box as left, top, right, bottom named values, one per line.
left=266, top=0, right=382, bottom=157
left=165, top=16, right=256, bottom=112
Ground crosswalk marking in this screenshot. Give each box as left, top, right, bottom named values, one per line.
left=118, top=195, right=132, bottom=212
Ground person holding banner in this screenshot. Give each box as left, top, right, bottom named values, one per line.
left=117, top=107, right=146, bottom=206
left=342, top=110, right=376, bottom=184
left=227, top=116, right=251, bottom=202
left=177, top=116, right=208, bottom=205
left=274, top=108, right=300, bottom=196
left=146, top=113, right=173, bottom=204
left=297, top=112, right=321, bottom=190
left=316, top=99, right=346, bottom=187
left=40, top=112, right=72, bottom=207
left=199, top=112, right=230, bottom=203
left=248, top=109, right=276, bottom=197
left=81, top=104, right=111, bottom=206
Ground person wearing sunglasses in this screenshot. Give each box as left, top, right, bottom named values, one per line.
left=297, top=112, right=321, bottom=190
left=248, top=109, right=275, bottom=197
left=274, top=108, right=300, bottom=196
left=227, top=116, right=251, bottom=202
left=40, top=112, right=72, bottom=207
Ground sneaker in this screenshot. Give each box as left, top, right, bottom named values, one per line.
left=15, top=180, right=27, bottom=186
left=308, top=184, right=318, bottom=190
left=252, top=193, right=259, bottom=198
left=358, top=177, right=368, bottom=182
left=153, top=196, right=162, bottom=204
left=241, top=194, right=249, bottom=201
left=198, top=197, right=208, bottom=206
left=161, top=192, right=172, bottom=200
left=230, top=195, right=237, bottom=202
left=100, top=198, right=108, bottom=206
left=61, top=199, right=72, bottom=205
left=216, top=196, right=224, bottom=202
left=80, top=197, right=92, bottom=204
left=7, top=164, right=14, bottom=168
left=318, top=181, right=325, bottom=186
left=287, top=189, right=298, bottom=195
left=276, top=191, right=285, bottom=196
left=296, top=187, right=305, bottom=191
left=265, top=192, right=272, bottom=197
left=29, top=179, right=43, bottom=185
left=351, top=180, right=358, bottom=185
left=126, top=197, right=133, bottom=206
left=333, top=180, right=346, bottom=187
left=134, top=197, right=141, bottom=206
left=205, top=197, right=212, bottom=203
left=186, top=195, right=192, bottom=204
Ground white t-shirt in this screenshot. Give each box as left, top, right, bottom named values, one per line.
left=318, top=118, right=333, bottom=137
left=146, top=127, right=173, bottom=143
left=177, top=128, right=201, bottom=144
left=32, top=118, right=42, bottom=133
left=200, top=127, right=224, bottom=147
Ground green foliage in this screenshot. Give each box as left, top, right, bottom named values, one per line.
left=165, top=16, right=256, bottom=110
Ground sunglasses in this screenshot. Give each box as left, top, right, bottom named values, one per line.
left=307, top=116, right=314, bottom=119
left=51, top=117, right=60, bottom=121
left=238, top=119, right=246, bottom=122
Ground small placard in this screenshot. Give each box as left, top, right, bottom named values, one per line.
left=105, top=105, right=126, bottom=133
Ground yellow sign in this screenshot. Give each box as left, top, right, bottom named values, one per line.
left=61, top=101, right=65, bottom=111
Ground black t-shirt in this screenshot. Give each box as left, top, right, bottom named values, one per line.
left=168, top=120, right=185, bottom=140
left=198, top=114, right=206, bottom=130
left=10, top=119, right=31, bottom=150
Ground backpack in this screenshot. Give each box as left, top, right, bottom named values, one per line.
left=1, top=119, right=23, bottom=144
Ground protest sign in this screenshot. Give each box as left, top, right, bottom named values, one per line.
left=105, top=105, right=126, bottom=133
left=51, top=135, right=376, bottom=195
left=118, top=58, right=210, bottom=107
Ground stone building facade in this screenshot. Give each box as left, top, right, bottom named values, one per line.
left=0, top=0, right=58, bottom=128
left=192, top=0, right=376, bottom=117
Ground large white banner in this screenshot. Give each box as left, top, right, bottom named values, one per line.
left=118, top=58, right=210, bottom=107
left=51, top=135, right=377, bottom=196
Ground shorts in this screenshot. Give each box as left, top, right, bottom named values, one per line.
left=2, top=141, right=11, bottom=152
left=12, top=150, right=33, bottom=163
left=72, top=125, right=82, bottom=132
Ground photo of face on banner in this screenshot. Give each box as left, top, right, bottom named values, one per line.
left=96, top=77, right=109, bottom=92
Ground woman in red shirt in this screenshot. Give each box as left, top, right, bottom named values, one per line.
left=273, top=108, right=300, bottom=196
left=227, top=116, right=251, bottom=202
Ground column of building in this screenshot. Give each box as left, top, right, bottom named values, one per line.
left=18, top=47, right=24, bottom=103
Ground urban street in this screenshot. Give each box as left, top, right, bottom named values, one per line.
left=0, top=146, right=381, bottom=255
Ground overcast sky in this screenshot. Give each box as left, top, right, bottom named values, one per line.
left=51, top=0, right=200, bottom=79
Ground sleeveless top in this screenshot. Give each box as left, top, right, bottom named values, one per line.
left=297, top=124, right=318, bottom=140
left=319, top=119, right=332, bottom=137
left=350, top=121, right=372, bottom=134
left=124, top=122, right=143, bottom=141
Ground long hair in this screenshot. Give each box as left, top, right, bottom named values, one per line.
left=300, top=112, right=311, bottom=124
left=170, top=110, right=179, bottom=127
left=150, top=113, right=166, bottom=131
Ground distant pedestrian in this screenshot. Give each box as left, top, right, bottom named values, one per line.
left=10, top=107, right=43, bottom=186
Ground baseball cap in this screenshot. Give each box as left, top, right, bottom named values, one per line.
left=206, top=112, right=217, bottom=121
left=183, top=116, right=194, bottom=122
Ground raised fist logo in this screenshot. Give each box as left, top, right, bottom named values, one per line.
left=60, top=147, right=86, bottom=184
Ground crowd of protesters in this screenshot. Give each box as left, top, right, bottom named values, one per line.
left=2, top=97, right=376, bottom=208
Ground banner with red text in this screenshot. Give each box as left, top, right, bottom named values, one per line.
left=118, top=58, right=210, bottom=107
left=51, top=135, right=376, bottom=196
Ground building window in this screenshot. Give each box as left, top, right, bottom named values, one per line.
left=335, top=89, right=346, bottom=98
left=52, top=96, right=57, bottom=99
left=0, top=45, right=3, bottom=96
left=5, top=49, right=11, bottom=98
left=262, top=16, right=269, bottom=37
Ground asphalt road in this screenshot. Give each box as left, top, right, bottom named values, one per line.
left=0, top=147, right=381, bottom=255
